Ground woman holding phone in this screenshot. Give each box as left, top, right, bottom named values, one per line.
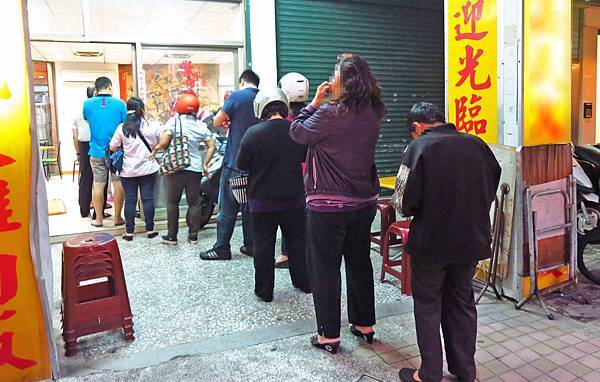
left=290, top=54, right=385, bottom=354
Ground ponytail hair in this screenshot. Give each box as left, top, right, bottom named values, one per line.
left=123, top=97, right=145, bottom=138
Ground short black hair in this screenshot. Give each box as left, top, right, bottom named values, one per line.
left=95, top=76, right=112, bottom=91
left=239, top=69, right=260, bottom=87
left=86, top=86, right=95, bottom=98
left=407, top=102, right=445, bottom=132
left=261, top=101, right=288, bottom=120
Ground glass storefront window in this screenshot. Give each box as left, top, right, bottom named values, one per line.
left=140, top=47, right=235, bottom=123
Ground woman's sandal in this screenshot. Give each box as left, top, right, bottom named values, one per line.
left=349, top=324, right=375, bottom=344
left=310, top=335, right=340, bottom=354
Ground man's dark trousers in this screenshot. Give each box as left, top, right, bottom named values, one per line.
left=411, top=256, right=478, bottom=382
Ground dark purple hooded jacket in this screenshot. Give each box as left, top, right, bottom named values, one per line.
left=290, top=104, right=380, bottom=198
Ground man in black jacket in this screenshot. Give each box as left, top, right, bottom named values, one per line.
left=393, top=102, right=501, bottom=382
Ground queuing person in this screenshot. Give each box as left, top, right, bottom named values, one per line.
left=72, top=86, right=95, bottom=218
left=109, top=97, right=162, bottom=241
left=200, top=70, right=260, bottom=260
left=157, top=93, right=216, bottom=245
left=237, top=88, right=310, bottom=302
left=393, top=103, right=501, bottom=382
left=290, top=54, right=384, bottom=354
left=274, top=72, right=310, bottom=269
left=84, top=76, right=126, bottom=227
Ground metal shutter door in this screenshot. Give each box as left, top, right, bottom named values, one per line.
left=276, top=0, right=444, bottom=176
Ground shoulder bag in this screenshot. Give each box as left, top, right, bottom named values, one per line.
left=160, top=116, right=190, bottom=175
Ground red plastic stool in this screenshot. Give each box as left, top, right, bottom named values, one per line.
left=61, top=233, right=134, bottom=356
left=370, top=199, right=402, bottom=246
left=381, top=220, right=412, bottom=296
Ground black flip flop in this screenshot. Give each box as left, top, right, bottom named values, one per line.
left=114, top=221, right=125, bottom=227
left=91, top=222, right=103, bottom=228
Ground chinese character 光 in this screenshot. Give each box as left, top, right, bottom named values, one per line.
left=454, top=0, right=488, bottom=41
left=0, top=254, right=17, bottom=321
left=456, top=45, right=491, bottom=91
left=0, top=181, right=21, bottom=233
left=455, top=94, right=487, bottom=135
left=0, top=332, right=37, bottom=370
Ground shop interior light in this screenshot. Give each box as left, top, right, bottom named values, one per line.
left=73, top=51, right=103, bottom=57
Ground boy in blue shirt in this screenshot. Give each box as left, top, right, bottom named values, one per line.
left=83, top=76, right=127, bottom=227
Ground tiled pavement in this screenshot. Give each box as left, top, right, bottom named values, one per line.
left=52, top=222, right=600, bottom=381
left=58, top=291, right=600, bottom=381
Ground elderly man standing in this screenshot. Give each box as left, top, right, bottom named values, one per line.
left=393, top=102, right=501, bottom=382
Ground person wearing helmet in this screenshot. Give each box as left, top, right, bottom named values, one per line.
left=236, top=88, right=310, bottom=302
left=200, top=69, right=260, bottom=261
left=155, top=92, right=216, bottom=245
left=279, top=72, right=310, bottom=120
left=275, top=72, right=310, bottom=268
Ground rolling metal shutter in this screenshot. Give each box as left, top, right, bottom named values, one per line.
left=276, top=0, right=444, bottom=176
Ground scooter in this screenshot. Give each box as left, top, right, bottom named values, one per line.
left=573, top=144, right=600, bottom=285
left=196, top=134, right=226, bottom=230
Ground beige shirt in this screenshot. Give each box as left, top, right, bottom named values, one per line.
left=73, top=116, right=91, bottom=142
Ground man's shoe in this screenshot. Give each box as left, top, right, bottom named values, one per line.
left=254, top=292, right=273, bottom=302
left=200, top=249, right=232, bottom=260
left=161, top=235, right=178, bottom=245
left=398, top=368, right=420, bottom=382
left=188, top=234, right=199, bottom=244
left=240, top=245, right=253, bottom=257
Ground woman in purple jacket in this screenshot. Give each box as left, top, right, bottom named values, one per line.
left=290, top=54, right=385, bottom=354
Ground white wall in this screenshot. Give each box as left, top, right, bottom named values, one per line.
left=249, top=0, right=278, bottom=89
left=53, top=62, right=120, bottom=169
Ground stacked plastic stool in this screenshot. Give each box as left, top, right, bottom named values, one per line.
left=61, top=232, right=134, bottom=356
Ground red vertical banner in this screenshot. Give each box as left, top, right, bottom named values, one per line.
left=0, top=0, right=52, bottom=380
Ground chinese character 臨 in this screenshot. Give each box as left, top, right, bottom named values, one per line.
left=455, top=94, right=487, bottom=135
left=454, top=0, right=488, bottom=41
left=456, top=45, right=491, bottom=91
left=0, top=332, right=37, bottom=370
left=0, top=254, right=17, bottom=321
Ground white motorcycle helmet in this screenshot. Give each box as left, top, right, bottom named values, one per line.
left=253, top=88, right=290, bottom=120
left=278, top=72, right=309, bottom=103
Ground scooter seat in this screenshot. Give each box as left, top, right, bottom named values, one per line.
left=575, top=145, right=600, bottom=165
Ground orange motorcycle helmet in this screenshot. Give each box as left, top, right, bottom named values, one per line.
left=175, top=93, right=200, bottom=115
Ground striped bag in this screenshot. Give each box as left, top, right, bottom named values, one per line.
left=229, top=175, right=248, bottom=204
left=160, top=116, right=190, bottom=175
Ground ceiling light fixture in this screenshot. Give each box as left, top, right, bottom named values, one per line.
left=73, top=51, right=103, bottom=58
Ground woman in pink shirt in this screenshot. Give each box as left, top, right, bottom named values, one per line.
left=110, top=97, right=162, bottom=241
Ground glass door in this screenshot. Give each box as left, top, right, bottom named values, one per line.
left=139, top=46, right=238, bottom=220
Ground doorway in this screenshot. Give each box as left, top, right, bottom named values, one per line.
left=31, top=41, right=135, bottom=239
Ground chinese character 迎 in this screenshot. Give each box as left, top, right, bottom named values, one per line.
left=456, top=45, right=491, bottom=91
left=0, top=254, right=17, bottom=321
left=455, top=94, right=487, bottom=135
left=454, top=0, right=488, bottom=41
left=0, top=180, right=21, bottom=232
